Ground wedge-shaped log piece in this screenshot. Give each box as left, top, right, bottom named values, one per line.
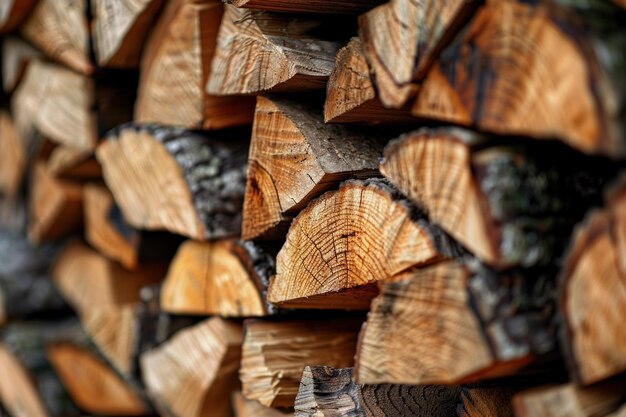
left=243, top=96, right=384, bottom=240
left=224, top=0, right=383, bottom=14
left=136, top=0, right=254, bottom=129
left=207, top=5, right=341, bottom=95
left=161, top=239, right=275, bottom=317
left=92, top=0, right=164, bottom=68
left=47, top=341, right=149, bottom=416
left=0, top=0, right=37, bottom=33
left=2, top=36, right=41, bottom=94
left=355, top=261, right=558, bottom=385
left=240, top=318, right=361, bottom=408
left=47, top=146, right=101, bottom=181
left=268, top=179, right=455, bottom=309
left=380, top=128, right=614, bottom=268
left=97, top=123, right=248, bottom=240
left=295, top=366, right=462, bottom=417
left=20, top=0, right=93, bottom=75
left=413, top=0, right=626, bottom=158
left=0, top=111, right=25, bottom=198
left=324, top=38, right=414, bottom=124
left=29, top=162, right=83, bottom=244
left=359, top=0, right=476, bottom=108
left=233, top=392, right=292, bottom=417
left=141, top=317, right=243, bottom=417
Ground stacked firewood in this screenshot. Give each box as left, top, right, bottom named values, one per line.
left=0, top=0, right=625, bottom=416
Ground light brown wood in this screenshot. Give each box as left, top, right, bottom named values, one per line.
left=141, top=317, right=243, bottom=417
left=359, top=0, right=476, bottom=108
left=161, top=240, right=268, bottom=317
left=2, top=36, right=41, bottom=93
left=47, top=146, right=102, bottom=181
left=240, top=318, right=361, bottom=408
left=207, top=5, right=341, bottom=95
left=243, top=95, right=384, bottom=240
left=29, top=162, right=83, bottom=244
left=268, top=179, right=449, bottom=309
left=0, top=111, right=25, bottom=199
left=233, top=392, right=292, bottom=417
left=92, top=0, right=164, bottom=68
left=224, top=0, right=383, bottom=14
left=47, top=341, right=148, bottom=416
left=0, top=0, right=37, bottom=33
left=20, top=0, right=93, bottom=75
left=135, top=0, right=254, bottom=129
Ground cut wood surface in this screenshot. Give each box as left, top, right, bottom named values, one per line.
left=233, top=391, right=292, bottom=417
left=268, top=179, right=455, bottom=309
left=295, top=366, right=463, bottom=417
left=160, top=239, right=270, bottom=317
left=243, top=95, right=384, bottom=240
left=324, top=37, right=414, bottom=124
left=20, top=0, right=93, bottom=75
left=240, top=318, right=361, bottom=408
left=2, top=36, right=41, bottom=93
left=380, top=128, right=614, bottom=267
left=141, top=317, right=242, bottom=417
left=359, top=0, right=476, bottom=108
left=0, top=0, right=37, bottom=33
left=207, top=5, right=341, bottom=95
left=412, top=0, right=626, bottom=158
left=29, top=162, right=83, bottom=244
left=47, top=341, right=148, bottom=416
left=135, top=0, right=255, bottom=129
left=224, top=0, right=384, bottom=14
left=47, top=146, right=102, bottom=181
left=92, top=0, right=165, bottom=68
left=355, top=261, right=557, bottom=385
left=0, top=111, right=25, bottom=199
left=457, top=387, right=516, bottom=417
left=97, top=123, right=248, bottom=240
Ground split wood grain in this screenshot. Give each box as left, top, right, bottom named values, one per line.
left=0, top=111, right=25, bottom=198
left=224, top=0, right=384, bottom=15
left=233, top=391, right=292, bottom=417
left=0, top=0, right=37, bottom=33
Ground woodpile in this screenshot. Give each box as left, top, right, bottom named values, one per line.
left=0, top=1, right=624, bottom=416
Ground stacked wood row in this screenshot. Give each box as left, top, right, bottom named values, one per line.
left=0, top=0, right=624, bottom=417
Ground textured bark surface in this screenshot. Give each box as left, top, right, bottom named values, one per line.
left=240, top=318, right=361, bottom=408
left=413, top=0, right=626, bottom=158
left=207, top=5, right=341, bottom=95
left=97, top=123, right=248, bottom=240
left=380, top=128, right=615, bottom=268
left=355, top=261, right=558, bottom=385
left=243, top=95, right=384, bottom=240
left=269, top=179, right=458, bottom=309
left=224, top=0, right=384, bottom=14
left=0, top=0, right=37, bottom=33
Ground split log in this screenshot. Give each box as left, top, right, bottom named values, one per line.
left=412, top=0, right=626, bottom=158
left=355, top=261, right=558, bottom=385
left=359, top=0, right=477, bottom=108
left=380, top=128, right=614, bottom=268
left=135, top=0, right=254, bottom=129
left=207, top=6, right=342, bottom=95
left=141, top=317, right=242, bottom=417
left=224, top=0, right=383, bottom=14
left=2, top=36, right=41, bottom=93
left=513, top=379, right=626, bottom=417
left=97, top=123, right=248, bottom=240
left=0, top=111, right=25, bottom=198
left=233, top=392, right=292, bottom=417
left=29, top=162, right=83, bottom=244
left=240, top=318, right=361, bottom=407
left=160, top=239, right=275, bottom=317
left=84, top=185, right=182, bottom=270
left=0, top=0, right=37, bottom=33
left=19, top=0, right=93, bottom=75
left=268, top=179, right=457, bottom=309
left=243, top=95, right=385, bottom=240
left=324, top=38, right=414, bottom=124
left=457, top=386, right=516, bottom=417
left=47, top=146, right=101, bottom=181
left=91, top=0, right=164, bottom=68
left=47, top=341, right=149, bottom=416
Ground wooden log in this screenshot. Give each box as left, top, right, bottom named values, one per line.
left=412, top=0, right=626, bottom=158
left=160, top=239, right=276, bottom=317
left=47, top=146, right=102, bottom=181
left=324, top=38, right=415, bottom=124
left=0, top=111, right=25, bottom=198
left=47, top=341, right=149, bottom=416
left=240, top=318, right=361, bottom=408
left=91, top=0, right=164, bottom=68
left=141, top=317, right=242, bottom=417
left=0, top=0, right=37, bottom=33
left=135, top=0, right=254, bottom=129
left=233, top=392, right=292, bottom=417
left=268, top=179, right=457, bottom=309
left=2, top=36, right=41, bottom=94
left=358, top=0, right=477, bottom=108
left=19, top=0, right=93, bottom=75
left=97, top=123, right=248, bottom=240
left=354, top=261, right=558, bottom=385
left=29, top=162, right=83, bottom=244
left=84, top=184, right=182, bottom=270
left=224, top=0, right=383, bottom=14
left=243, top=95, right=385, bottom=241
left=380, top=128, right=614, bottom=268
left=207, top=5, right=341, bottom=95
left=457, top=386, right=516, bottom=417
